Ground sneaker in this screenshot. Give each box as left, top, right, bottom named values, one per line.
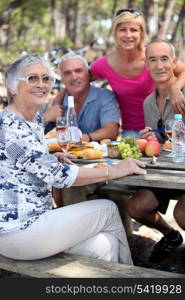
left=149, top=230, right=183, bottom=263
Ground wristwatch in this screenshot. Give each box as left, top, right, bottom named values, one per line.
left=87, top=133, right=93, bottom=142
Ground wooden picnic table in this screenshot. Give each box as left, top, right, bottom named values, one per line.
left=111, top=152, right=185, bottom=190
left=61, top=151, right=185, bottom=237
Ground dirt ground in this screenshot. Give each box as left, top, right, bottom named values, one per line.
left=128, top=200, right=185, bottom=275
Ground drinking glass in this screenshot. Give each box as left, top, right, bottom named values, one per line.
left=164, top=119, right=174, bottom=157
left=56, top=116, right=67, bottom=132
left=164, top=119, right=174, bottom=141
left=56, top=117, right=71, bottom=152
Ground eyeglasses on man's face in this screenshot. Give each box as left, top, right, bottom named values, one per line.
left=115, top=8, right=142, bottom=17
left=18, top=74, right=55, bottom=86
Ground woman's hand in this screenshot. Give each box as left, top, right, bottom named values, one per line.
left=139, top=127, right=155, bottom=139
left=53, top=152, right=77, bottom=165
left=110, top=158, right=146, bottom=179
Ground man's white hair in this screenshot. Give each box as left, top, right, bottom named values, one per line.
left=58, top=51, right=89, bottom=72
left=145, top=39, right=176, bottom=58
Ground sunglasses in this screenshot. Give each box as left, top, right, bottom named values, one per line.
left=115, top=8, right=142, bottom=17
left=157, top=118, right=168, bottom=140
left=18, top=74, right=55, bottom=86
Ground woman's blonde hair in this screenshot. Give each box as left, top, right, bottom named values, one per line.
left=112, top=11, right=148, bottom=50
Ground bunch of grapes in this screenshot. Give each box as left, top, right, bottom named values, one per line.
left=118, top=136, right=142, bottom=159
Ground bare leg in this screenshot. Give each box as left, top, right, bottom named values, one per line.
left=128, top=189, right=173, bottom=235
left=52, top=187, right=63, bottom=208
left=173, top=195, right=185, bottom=230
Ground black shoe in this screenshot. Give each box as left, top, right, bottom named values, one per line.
left=149, top=230, right=183, bottom=263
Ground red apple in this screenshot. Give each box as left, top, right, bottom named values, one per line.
left=145, top=140, right=161, bottom=156
left=135, top=139, right=147, bottom=153
left=146, top=136, right=158, bottom=142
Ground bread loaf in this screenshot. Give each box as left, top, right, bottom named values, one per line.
left=48, top=143, right=61, bottom=152
left=45, top=128, right=57, bottom=139
left=83, top=148, right=103, bottom=160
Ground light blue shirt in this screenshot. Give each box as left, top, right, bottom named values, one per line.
left=44, top=84, right=120, bottom=134
left=63, top=85, right=120, bottom=133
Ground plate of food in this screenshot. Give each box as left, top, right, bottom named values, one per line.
left=163, top=140, right=172, bottom=152
left=83, top=161, right=118, bottom=168
left=68, top=144, right=104, bottom=159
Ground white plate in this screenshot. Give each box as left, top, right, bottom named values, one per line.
left=83, top=161, right=118, bottom=168
left=45, top=138, right=57, bottom=144
left=163, top=148, right=172, bottom=152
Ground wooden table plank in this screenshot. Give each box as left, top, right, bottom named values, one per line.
left=112, top=168, right=185, bottom=190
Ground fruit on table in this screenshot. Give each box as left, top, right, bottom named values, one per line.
left=135, top=139, right=147, bottom=153
left=118, top=136, right=142, bottom=159
left=145, top=139, right=161, bottom=156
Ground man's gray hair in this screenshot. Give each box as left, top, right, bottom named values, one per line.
left=145, top=39, right=176, bottom=58
left=5, top=53, right=53, bottom=92
left=58, top=51, right=89, bottom=72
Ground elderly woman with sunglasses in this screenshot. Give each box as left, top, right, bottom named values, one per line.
left=0, top=53, right=146, bottom=263
left=90, top=9, right=185, bottom=139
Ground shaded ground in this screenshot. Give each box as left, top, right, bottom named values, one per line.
left=128, top=200, right=185, bottom=275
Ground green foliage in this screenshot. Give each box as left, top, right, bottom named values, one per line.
left=0, top=0, right=184, bottom=68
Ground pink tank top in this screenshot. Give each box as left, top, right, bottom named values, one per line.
left=91, top=56, right=155, bottom=130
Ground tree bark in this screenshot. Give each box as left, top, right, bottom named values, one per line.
left=0, top=0, right=30, bottom=27
left=157, top=0, right=175, bottom=39
left=171, top=0, right=185, bottom=42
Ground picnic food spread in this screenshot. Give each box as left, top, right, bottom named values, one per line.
left=68, top=143, right=94, bottom=158
left=48, top=142, right=61, bottom=152
left=163, top=140, right=172, bottom=150
left=82, top=148, right=103, bottom=159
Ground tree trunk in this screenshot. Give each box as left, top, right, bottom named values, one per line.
left=157, top=0, right=176, bottom=39
left=0, top=0, right=29, bottom=27
left=127, top=0, right=137, bottom=7
left=171, top=0, right=185, bottom=42
left=143, top=0, right=155, bottom=37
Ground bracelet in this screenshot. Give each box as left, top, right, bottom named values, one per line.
left=105, top=165, right=110, bottom=185
left=87, top=133, right=93, bottom=142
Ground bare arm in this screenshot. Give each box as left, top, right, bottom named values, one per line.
left=42, top=102, right=62, bottom=126
left=73, top=158, right=146, bottom=186
left=169, top=60, right=185, bottom=115
left=42, top=89, right=66, bottom=126
left=82, top=122, right=119, bottom=142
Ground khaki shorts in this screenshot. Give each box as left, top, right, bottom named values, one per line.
left=149, top=188, right=184, bottom=214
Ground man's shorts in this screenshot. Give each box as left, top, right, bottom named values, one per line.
left=149, top=188, right=184, bottom=214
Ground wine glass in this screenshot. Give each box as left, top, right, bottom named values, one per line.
left=165, top=119, right=174, bottom=141
left=57, top=117, right=71, bottom=152
left=164, top=119, right=174, bottom=157
left=56, top=116, right=67, bottom=133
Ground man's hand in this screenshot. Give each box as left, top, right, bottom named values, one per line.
left=52, top=88, right=66, bottom=105
left=169, top=87, right=185, bottom=115
left=43, top=101, right=62, bottom=125
left=139, top=127, right=156, bottom=139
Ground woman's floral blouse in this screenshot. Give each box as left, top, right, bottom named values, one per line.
left=0, top=109, right=79, bottom=235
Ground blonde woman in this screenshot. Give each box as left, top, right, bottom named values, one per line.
left=91, top=9, right=185, bottom=138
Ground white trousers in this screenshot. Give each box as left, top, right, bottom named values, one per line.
left=0, top=199, right=133, bottom=265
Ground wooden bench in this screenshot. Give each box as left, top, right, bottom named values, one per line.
left=0, top=252, right=184, bottom=278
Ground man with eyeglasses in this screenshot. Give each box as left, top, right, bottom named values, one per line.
left=128, top=40, right=185, bottom=264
